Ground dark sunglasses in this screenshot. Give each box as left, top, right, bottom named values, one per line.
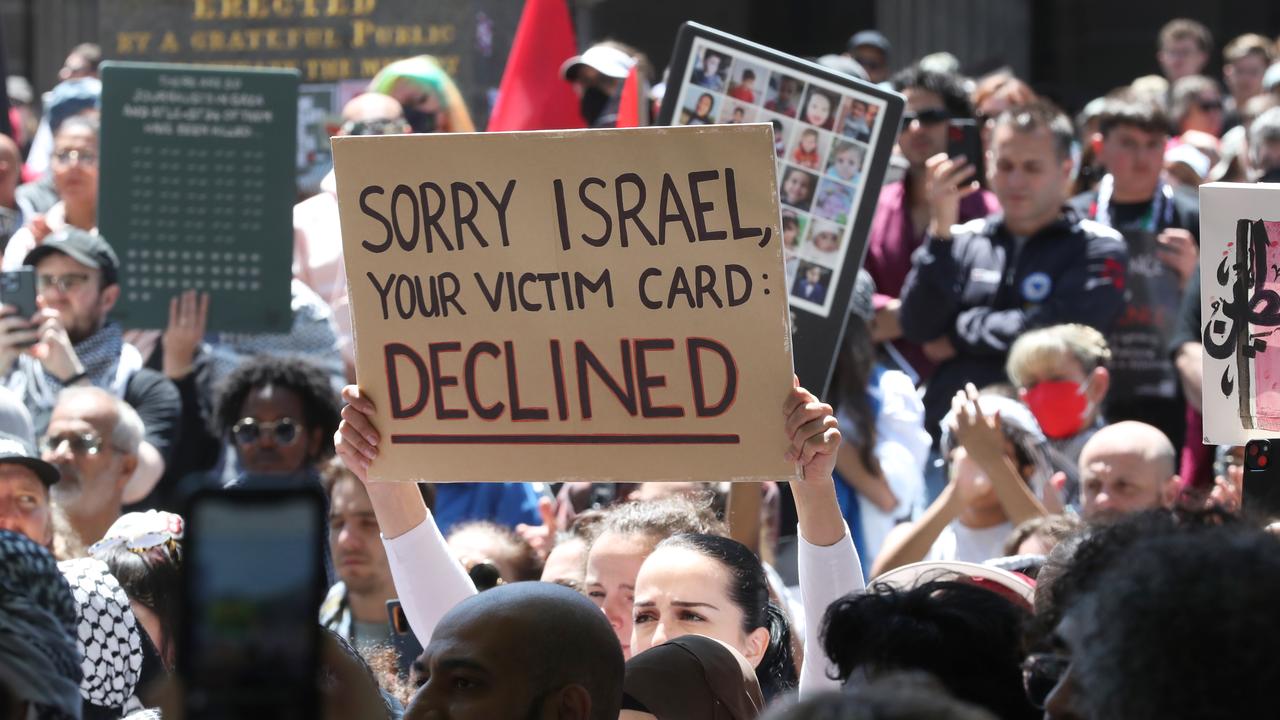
left=231, top=417, right=302, bottom=447
left=1022, top=653, right=1071, bottom=709
left=340, top=118, right=410, bottom=136
left=902, top=108, right=951, bottom=126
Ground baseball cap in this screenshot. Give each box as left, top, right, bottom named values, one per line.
left=0, top=430, right=59, bottom=486
left=6, top=76, right=32, bottom=106
left=1264, top=62, right=1280, bottom=93
left=24, top=228, right=120, bottom=286
left=847, top=30, right=891, bottom=55
left=561, top=44, right=635, bottom=81
left=46, top=77, right=101, bottom=133
left=816, top=54, right=870, bottom=82
left=1165, top=143, right=1211, bottom=179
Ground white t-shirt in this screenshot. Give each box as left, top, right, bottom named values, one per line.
left=927, top=520, right=1013, bottom=564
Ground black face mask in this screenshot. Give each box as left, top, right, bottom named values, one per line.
left=580, top=86, right=611, bottom=126
left=402, top=105, right=438, bottom=133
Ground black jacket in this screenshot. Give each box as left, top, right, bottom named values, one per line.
left=900, top=208, right=1129, bottom=442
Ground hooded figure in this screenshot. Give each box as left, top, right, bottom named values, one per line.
left=0, top=529, right=82, bottom=719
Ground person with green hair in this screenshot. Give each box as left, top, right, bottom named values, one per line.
left=369, top=55, right=475, bottom=133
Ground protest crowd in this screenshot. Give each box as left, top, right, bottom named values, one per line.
left=5, top=9, right=1280, bottom=720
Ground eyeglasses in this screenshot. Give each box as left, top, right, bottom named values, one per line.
left=1022, top=653, right=1071, bottom=709
left=232, top=417, right=302, bottom=447
left=37, top=273, right=92, bottom=294
left=40, top=431, right=105, bottom=456
left=1196, top=98, right=1223, bottom=112
left=902, top=108, right=951, bottom=126
left=52, top=149, right=98, bottom=167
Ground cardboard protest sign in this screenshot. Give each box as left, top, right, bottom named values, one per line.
left=98, top=61, right=296, bottom=332
left=1199, top=183, right=1280, bottom=445
left=335, top=125, right=798, bottom=483
left=658, top=22, right=905, bottom=396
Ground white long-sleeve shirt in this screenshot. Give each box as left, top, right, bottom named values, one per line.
left=384, top=511, right=863, bottom=698
left=796, top=526, right=863, bottom=695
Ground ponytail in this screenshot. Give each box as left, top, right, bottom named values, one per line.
left=657, top=534, right=799, bottom=700
left=758, top=602, right=798, bottom=698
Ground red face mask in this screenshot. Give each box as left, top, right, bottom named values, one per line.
left=1024, top=380, right=1089, bottom=439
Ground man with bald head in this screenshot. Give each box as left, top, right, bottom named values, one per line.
left=294, top=93, right=410, bottom=380
left=1078, top=421, right=1180, bottom=520
left=406, top=582, right=624, bottom=720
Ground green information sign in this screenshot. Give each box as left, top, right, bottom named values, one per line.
left=99, top=61, right=298, bottom=332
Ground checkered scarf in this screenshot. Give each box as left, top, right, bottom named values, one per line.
left=0, top=530, right=82, bottom=720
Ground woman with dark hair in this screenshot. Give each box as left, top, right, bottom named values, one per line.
left=334, top=382, right=863, bottom=699
left=830, top=271, right=930, bottom=570
left=820, top=580, right=1037, bottom=719
left=623, top=383, right=861, bottom=698
left=90, top=510, right=184, bottom=675
left=631, top=532, right=798, bottom=699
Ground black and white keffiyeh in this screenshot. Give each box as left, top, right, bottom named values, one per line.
left=59, top=556, right=144, bottom=711
left=0, top=530, right=82, bottom=719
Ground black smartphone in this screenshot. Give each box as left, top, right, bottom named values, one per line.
left=0, top=266, right=37, bottom=320
left=947, top=118, right=985, bottom=184
left=180, top=487, right=327, bottom=720
left=1243, top=440, right=1280, bottom=519
left=386, top=600, right=424, bottom=677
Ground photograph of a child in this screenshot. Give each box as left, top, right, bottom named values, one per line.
left=791, top=261, right=832, bottom=304
left=767, top=114, right=795, bottom=158
left=803, top=219, right=844, bottom=264
left=789, top=128, right=824, bottom=170
left=825, top=139, right=866, bottom=184
left=781, top=209, right=808, bottom=252
left=812, top=178, right=856, bottom=224
left=690, top=46, right=731, bottom=92
left=779, top=165, right=818, bottom=210
left=681, top=87, right=719, bottom=125
left=720, top=100, right=755, bottom=124
left=726, top=60, right=768, bottom=104
left=836, top=97, right=874, bottom=142
left=801, top=86, right=839, bottom=131
left=764, top=74, right=804, bottom=117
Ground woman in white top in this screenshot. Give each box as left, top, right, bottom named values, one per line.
left=4, top=117, right=98, bottom=270
left=333, top=381, right=863, bottom=698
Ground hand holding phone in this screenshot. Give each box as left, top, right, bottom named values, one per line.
left=181, top=488, right=327, bottom=720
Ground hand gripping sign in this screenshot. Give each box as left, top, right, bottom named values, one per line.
left=335, top=124, right=798, bottom=483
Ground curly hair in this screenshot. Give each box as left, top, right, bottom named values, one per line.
left=1070, top=524, right=1280, bottom=719
left=213, top=355, right=341, bottom=458
left=821, top=581, right=1036, bottom=720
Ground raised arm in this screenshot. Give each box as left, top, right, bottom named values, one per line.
left=335, top=385, right=477, bottom=646
left=784, top=383, right=864, bottom=697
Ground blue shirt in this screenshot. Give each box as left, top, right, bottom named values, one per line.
left=433, top=483, right=543, bottom=536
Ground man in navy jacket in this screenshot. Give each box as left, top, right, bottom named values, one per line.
left=901, top=102, right=1129, bottom=443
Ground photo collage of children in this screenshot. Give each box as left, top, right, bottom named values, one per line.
left=674, top=38, right=887, bottom=317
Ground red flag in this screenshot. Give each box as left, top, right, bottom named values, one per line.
left=614, top=65, right=645, bottom=129
left=487, top=0, right=584, bottom=132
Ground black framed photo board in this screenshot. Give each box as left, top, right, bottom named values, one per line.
left=659, top=22, right=904, bottom=397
